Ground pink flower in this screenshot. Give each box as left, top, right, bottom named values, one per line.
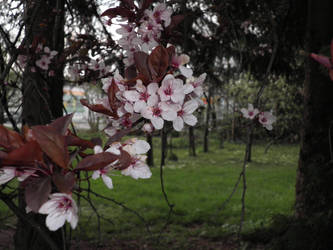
left=173, top=100, right=198, bottom=131
left=39, top=193, right=78, bottom=231
left=145, top=3, right=172, bottom=27
left=184, top=73, right=206, bottom=97
left=240, top=104, right=259, bottom=120
left=0, top=167, right=35, bottom=185
left=142, top=123, right=154, bottom=133
left=35, top=55, right=51, bottom=70
left=121, top=139, right=152, bottom=179
left=258, top=111, right=276, bottom=130
left=158, top=74, right=185, bottom=103
left=171, top=54, right=193, bottom=78
left=142, top=102, right=177, bottom=130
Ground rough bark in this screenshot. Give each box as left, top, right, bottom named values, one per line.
left=188, top=126, right=196, bottom=156
left=290, top=0, right=333, bottom=248
left=203, top=88, right=212, bottom=153
left=15, top=0, right=66, bottom=249
left=146, top=133, right=154, bottom=167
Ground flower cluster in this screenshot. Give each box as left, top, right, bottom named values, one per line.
left=241, top=103, right=276, bottom=130
left=18, top=43, right=58, bottom=76
left=115, top=3, right=172, bottom=66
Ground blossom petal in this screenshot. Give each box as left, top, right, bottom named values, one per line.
left=102, top=174, right=113, bottom=189
left=173, top=117, right=184, bottom=131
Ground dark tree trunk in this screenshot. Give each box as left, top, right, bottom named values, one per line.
left=231, top=104, right=236, bottom=142
left=160, top=126, right=168, bottom=166
left=189, top=126, right=196, bottom=156
left=246, top=131, right=254, bottom=162
left=146, top=133, right=154, bottom=167
left=203, top=88, right=212, bottom=153
left=16, top=0, right=66, bottom=250
left=296, top=0, right=333, bottom=218
left=291, top=0, right=333, bottom=248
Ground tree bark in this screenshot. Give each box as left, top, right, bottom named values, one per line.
left=291, top=1, right=333, bottom=248
left=146, top=133, right=154, bottom=167
left=189, top=126, right=196, bottom=156
left=203, top=88, right=212, bottom=153
left=15, top=0, right=66, bottom=249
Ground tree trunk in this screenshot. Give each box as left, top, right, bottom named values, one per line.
left=246, top=130, right=254, bottom=162
left=146, top=133, right=154, bottom=167
left=189, top=126, right=196, bottom=156
left=231, top=104, right=236, bottom=142
left=292, top=0, right=333, bottom=248
left=203, top=88, right=212, bottom=153
left=16, top=0, right=66, bottom=249
left=160, top=126, right=168, bottom=166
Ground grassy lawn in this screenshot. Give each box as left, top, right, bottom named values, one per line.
left=73, top=134, right=298, bottom=247
left=0, top=133, right=298, bottom=248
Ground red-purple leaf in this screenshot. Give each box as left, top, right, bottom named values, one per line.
left=310, top=53, right=332, bottom=69
left=32, top=126, right=69, bottom=169
left=25, top=176, right=51, bottom=213
left=0, top=125, right=24, bottom=151
left=75, top=152, right=119, bottom=171
left=49, top=114, right=74, bottom=135
left=80, top=99, right=117, bottom=118
left=65, top=132, right=95, bottom=149
left=107, top=79, right=120, bottom=114
left=165, top=15, right=185, bottom=33
left=1, top=141, right=43, bottom=166
left=134, top=51, right=151, bottom=81
left=115, top=150, right=132, bottom=170
left=148, top=45, right=169, bottom=80
left=101, top=7, right=135, bottom=20
left=52, top=171, right=76, bottom=194
left=125, top=64, right=137, bottom=80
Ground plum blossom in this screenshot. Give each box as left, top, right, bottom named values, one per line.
left=171, top=54, right=193, bottom=78
left=91, top=144, right=121, bottom=189
left=184, top=73, right=207, bottom=98
left=173, top=100, right=199, bottom=131
left=142, top=123, right=154, bottom=133
left=35, top=55, right=51, bottom=70
left=142, top=103, right=177, bottom=130
left=240, top=104, right=259, bottom=120
left=158, top=74, right=185, bottom=103
left=145, top=3, right=172, bottom=27
left=121, top=139, right=152, bottom=179
left=123, top=81, right=159, bottom=113
left=258, top=111, right=276, bottom=130
left=39, top=193, right=78, bottom=231
left=0, top=167, right=35, bottom=185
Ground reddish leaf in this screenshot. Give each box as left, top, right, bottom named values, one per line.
left=165, top=15, right=185, bottom=33
left=52, top=171, right=76, bottom=194
left=65, top=132, right=95, bottom=149
left=75, top=152, right=119, bottom=171
left=125, top=64, right=137, bottom=80
left=310, top=53, right=332, bottom=69
left=115, top=150, right=132, bottom=170
left=166, top=45, right=176, bottom=61
left=107, top=79, right=120, bottom=113
left=80, top=99, right=117, bottom=118
left=1, top=141, right=43, bottom=166
left=134, top=51, right=151, bottom=81
left=49, top=114, right=74, bottom=135
left=148, top=46, right=169, bottom=80
left=101, top=7, right=135, bottom=20
left=32, top=126, right=69, bottom=169
left=25, top=176, right=51, bottom=213
left=22, top=125, right=35, bottom=142
left=0, top=125, right=24, bottom=151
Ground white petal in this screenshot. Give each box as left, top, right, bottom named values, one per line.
left=179, top=65, right=193, bottom=78
left=102, top=175, right=113, bottom=189
left=147, top=94, right=158, bottom=107
left=147, top=82, right=159, bottom=94
left=183, top=83, right=194, bottom=94
left=133, top=140, right=150, bottom=154
left=124, top=90, right=140, bottom=102
left=151, top=117, right=164, bottom=129
left=45, top=212, right=66, bottom=231
left=0, top=168, right=15, bottom=185
left=134, top=100, right=147, bottom=113
left=183, top=114, right=197, bottom=126
left=92, top=170, right=100, bottom=180
left=173, top=117, right=184, bottom=131
left=161, top=109, right=177, bottom=121
left=93, top=145, right=103, bottom=154
left=68, top=211, right=78, bottom=229
left=39, top=200, right=59, bottom=214
left=183, top=100, right=198, bottom=114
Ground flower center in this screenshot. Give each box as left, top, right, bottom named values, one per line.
left=152, top=107, right=161, bottom=117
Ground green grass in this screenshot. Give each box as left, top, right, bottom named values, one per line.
left=72, top=135, right=298, bottom=246
left=0, top=133, right=298, bottom=247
